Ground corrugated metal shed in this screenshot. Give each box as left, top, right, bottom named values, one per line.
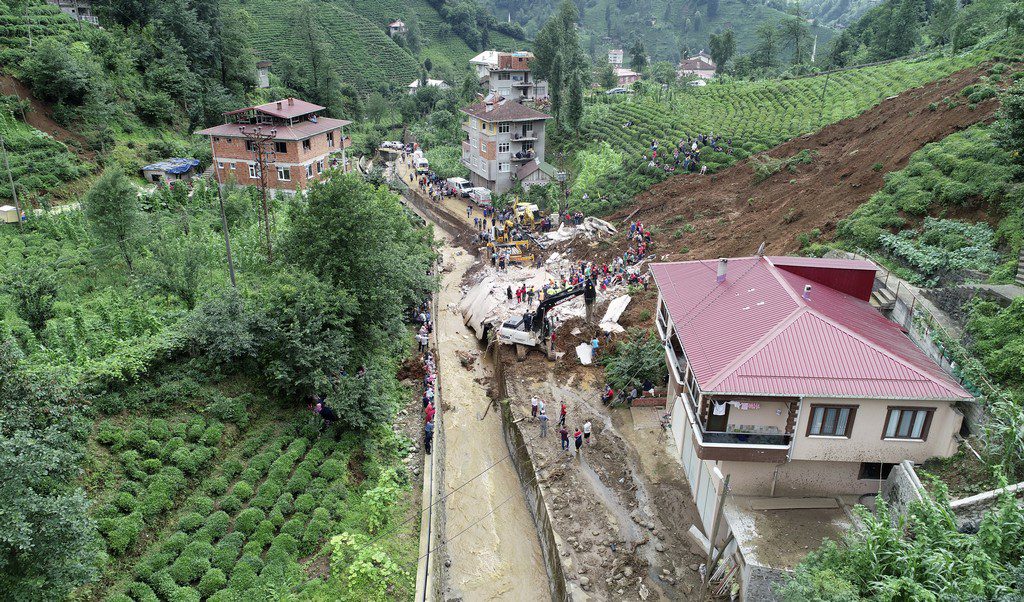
left=650, top=256, right=971, bottom=401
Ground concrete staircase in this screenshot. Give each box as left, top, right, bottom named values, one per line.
left=1016, top=248, right=1024, bottom=286
left=870, top=286, right=896, bottom=310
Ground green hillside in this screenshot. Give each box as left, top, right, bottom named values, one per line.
left=568, top=51, right=986, bottom=211
left=795, top=0, right=882, bottom=27
left=486, top=0, right=836, bottom=62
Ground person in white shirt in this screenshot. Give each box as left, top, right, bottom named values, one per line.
left=531, top=396, right=539, bottom=419
left=583, top=420, right=592, bottom=444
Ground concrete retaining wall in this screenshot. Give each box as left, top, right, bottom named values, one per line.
left=491, top=343, right=573, bottom=602
left=880, top=460, right=926, bottom=522
left=950, top=481, right=1024, bottom=532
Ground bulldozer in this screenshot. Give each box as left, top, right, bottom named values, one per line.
left=485, top=239, right=534, bottom=264
left=513, top=202, right=542, bottom=229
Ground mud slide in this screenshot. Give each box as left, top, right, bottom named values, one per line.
left=621, top=63, right=1005, bottom=259
left=436, top=244, right=549, bottom=600
left=0, top=73, right=95, bottom=160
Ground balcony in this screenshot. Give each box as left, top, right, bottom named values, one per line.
left=510, top=151, right=537, bottom=162
left=511, top=80, right=532, bottom=88
left=677, top=389, right=794, bottom=463
left=511, top=133, right=538, bottom=142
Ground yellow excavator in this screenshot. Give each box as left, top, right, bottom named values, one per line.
left=485, top=240, right=534, bottom=264
left=513, top=202, right=542, bottom=229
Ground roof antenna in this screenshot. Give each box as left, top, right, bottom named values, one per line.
left=756, top=241, right=766, bottom=257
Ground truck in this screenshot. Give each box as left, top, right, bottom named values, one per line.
left=446, top=177, right=472, bottom=197
left=498, top=280, right=596, bottom=359
left=468, top=187, right=492, bottom=206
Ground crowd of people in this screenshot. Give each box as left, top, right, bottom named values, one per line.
left=528, top=394, right=592, bottom=457
left=416, top=297, right=438, bottom=455
left=643, top=132, right=733, bottom=174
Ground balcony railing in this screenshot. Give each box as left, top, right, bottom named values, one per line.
left=511, top=151, right=536, bottom=162
left=701, top=431, right=792, bottom=446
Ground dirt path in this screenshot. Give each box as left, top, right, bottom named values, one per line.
left=435, top=243, right=549, bottom=601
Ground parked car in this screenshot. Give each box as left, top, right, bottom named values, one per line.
left=380, top=140, right=403, bottom=150
left=606, top=87, right=630, bottom=95
left=468, top=187, right=492, bottom=206
left=446, top=177, right=472, bottom=197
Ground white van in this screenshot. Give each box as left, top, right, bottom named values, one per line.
left=446, top=177, right=472, bottom=197
left=415, top=158, right=430, bottom=174
left=468, top=187, right=492, bottom=206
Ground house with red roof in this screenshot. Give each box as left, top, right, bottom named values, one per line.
left=651, top=254, right=970, bottom=502
left=197, top=97, right=352, bottom=193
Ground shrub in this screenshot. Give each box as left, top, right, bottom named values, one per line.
left=227, top=557, right=258, bottom=591
left=287, top=468, right=312, bottom=494
left=200, top=422, right=224, bottom=446
left=212, top=533, right=243, bottom=573
left=161, top=437, right=186, bottom=462
left=107, top=512, right=144, bottom=556
left=96, top=420, right=123, bottom=446
left=281, top=516, right=306, bottom=539
left=168, top=544, right=212, bottom=584
left=177, top=512, right=204, bottom=533
left=319, top=458, right=345, bottom=481
left=185, top=418, right=206, bottom=442
left=148, top=570, right=178, bottom=599
left=294, top=493, right=316, bottom=514
left=251, top=520, right=276, bottom=548
left=113, top=492, right=137, bottom=513
left=232, top=481, right=254, bottom=501
left=142, top=440, right=162, bottom=457
left=222, top=458, right=244, bottom=479
left=234, top=508, right=266, bottom=535
left=197, top=567, right=227, bottom=596
left=149, top=419, right=172, bottom=441
left=168, top=586, right=200, bottom=602
left=185, top=496, right=215, bottom=516
left=171, top=448, right=201, bottom=475
left=161, top=532, right=189, bottom=556
left=140, top=481, right=175, bottom=518
left=204, top=511, right=230, bottom=539
left=127, top=581, right=159, bottom=602
left=218, top=494, right=241, bottom=514
left=204, top=476, right=229, bottom=496
left=268, top=508, right=285, bottom=527
left=274, top=493, right=294, bottom=516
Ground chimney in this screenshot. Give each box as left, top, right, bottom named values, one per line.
left=485, top=103, right=493, bottom=113
left=288, top=97, right=295, bottom=106
left=716, top=258, right=728, bottom=283
left=276, top=101, right=282, bottom=109
left=803, top=284, right=812, bottom=300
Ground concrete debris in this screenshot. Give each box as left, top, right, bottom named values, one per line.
left=599, top=294, right=631, bottom=334
left=542, top=217, right=618, bottom=244
left=576, top=343, right=593, bottom=365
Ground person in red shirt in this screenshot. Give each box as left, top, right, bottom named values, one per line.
left=559, top=403, right=567, bottom=426
left=573, top=428, right=584, bottom=456
left=425, top=401, right=435, bottom=423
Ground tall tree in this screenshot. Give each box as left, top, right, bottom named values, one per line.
left=629, top=38, right=648, bottom=71
left=0, top=337, right=102, bottom=600
left=928, top=0, right=957, bottom=45
left=218, top=8, right=257, bottom=95
left=566, top=69, right=584, bottom=132
left=753, top=21, right=779, bottom=70
left=780, top=16, right=811, bottom=65
left=708, top=30, right=735, bottom=72
left=533, top=0, right=586, bottom=129
left=83, top=169, right=141, bottom=271
left=406, top=19, right=423, bottom=55
left=549, top=52, right=564, bottom=122
left=995, top=80, right=1024, bottom=164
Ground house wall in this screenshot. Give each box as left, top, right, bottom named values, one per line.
left=791, top=397, right=961, bottom=464
left=462, top=116, right=548, bottom=193
left=724, top=401, right=790, bottom=432
left=211, top=129, right=340, bottom=191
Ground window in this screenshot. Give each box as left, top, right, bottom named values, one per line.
left=807, top=405, right=856, bottom=438
left=248, top=164, right=259, bottom=178
left=523, top=122, right=534, bottom=134
left=306, top=164, right=313, bottom=177
left=498, top=72, right=510, bottom=80
left=884, top=407, right=934, bottom=440
left=276, top=166, right=291, bottom=181
left=471, top=138, right=478, bottom=149
left=229, top=163, right=236, bottom=170
left=521, top=141, right=534, bottom=152
left=246, top=140, right=256, bottom=152
left=498, top=162, right=509, bottom=173
left=498, top=122, right=510, bottom=134
left=327, top=132, right=335, bottom=148
left=217, top=161, right=224, bottom=169
left=274, top=141, right=288, bottom=154
left=480, top=141, right=488, bottom=154
left=317, top=159, right=324, bottom=173
left=213, top=137, right=220, bottom=142
left=498, top=142, right=510, bottom=154
left=302, top=139, right=311, bottom=151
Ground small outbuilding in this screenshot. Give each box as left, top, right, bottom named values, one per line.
left=141, top=158, right=200, bottom=184
left=1, top=204, right=23, bottom=224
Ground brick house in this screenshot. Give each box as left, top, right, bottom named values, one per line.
left=470, top=50, right=548, bottom=102
left=614, top=67, right=641, bottom=87
left=197, top=98, right=351, bottom=194
left=677, top=51, right=717, bottom=80
left=651, top=255, right=970, bottom=502
left=460, top=96, right=552, bottom=193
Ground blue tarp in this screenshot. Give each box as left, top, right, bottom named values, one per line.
left=142, top=158, right=200, bottom=175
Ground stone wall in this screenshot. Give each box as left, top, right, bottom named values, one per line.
left=880, top=460, right=926, bottom=522
left=949, top=481, right=1024, bottom=532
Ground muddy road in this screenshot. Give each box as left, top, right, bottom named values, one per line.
left=435, top=244, right=549, bottom=601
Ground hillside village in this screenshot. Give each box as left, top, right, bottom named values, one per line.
left=3, top=0, right=1024, bottom=601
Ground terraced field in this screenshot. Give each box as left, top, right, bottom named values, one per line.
left=227, top=0, right=421, bottom=94
left=89, top=399, right=416, bottom=601
left=571, top=52, right=989, bottom=211
left=0, top=2, right=78, bottom=62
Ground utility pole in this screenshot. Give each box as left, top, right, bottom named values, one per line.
left=701, top=472, right=730, bottom=599
left=208, top=136, right=237, bottom=287
left=239, top=125, right=277, bottom=263
left=1, top=136, right=24, bottom=228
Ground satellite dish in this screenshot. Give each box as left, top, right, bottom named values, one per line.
left=756, top=242, right=766, bottom=257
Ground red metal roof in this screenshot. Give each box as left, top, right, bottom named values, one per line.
left=225, top=98, right=325, bottom=120
left=196, top=117, right=351, bottom=141
left=650, top=256, right=971, bottom=401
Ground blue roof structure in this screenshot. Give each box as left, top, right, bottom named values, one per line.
left=142, top=158, right=200, bottom=175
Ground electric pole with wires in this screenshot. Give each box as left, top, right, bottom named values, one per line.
left=240, top=125, right=277, bottom=262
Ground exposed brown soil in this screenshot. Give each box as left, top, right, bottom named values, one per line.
left=616, top=63, right=1005, bottom=259
left=0, top=72, right=95, bottom=160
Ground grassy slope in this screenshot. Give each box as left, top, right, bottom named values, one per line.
left=226, top=0, right=421, bottom=94
left=797, top=0, right=883, bottom=27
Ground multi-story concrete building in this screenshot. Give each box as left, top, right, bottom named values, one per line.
left=469, top=50, right=548, bottom=102
left=608, top=48, right=624, bottom=66
left=48, top=0, right=98, bottom=25
left=678, top=51, right=717, bottom=79
left=197, top=98, right=351, bottom=194
left=460, top=96, right=553, bottom=193
left=651, top=254, right=970, bottom=500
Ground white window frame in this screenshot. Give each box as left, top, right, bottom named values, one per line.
left=327, top=132, right=335, bottom=148
left=217, top=161, right=224, bottom=169
left=229, top=162, right=236, bottom=170
left=498, top=162, right=510, bottom=173
left=498, top=122, right=510, bottom=134
left=248, top=164, right=259, bottom=178
left=277, top=166, right=291, bottom=181
left=498, top=142, right=510, bottom=154
left=317, top=159, right=324, bottom=173
left=523, top=122, right=534, bottom=134
left=306, top=164, right=314, bottom=177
